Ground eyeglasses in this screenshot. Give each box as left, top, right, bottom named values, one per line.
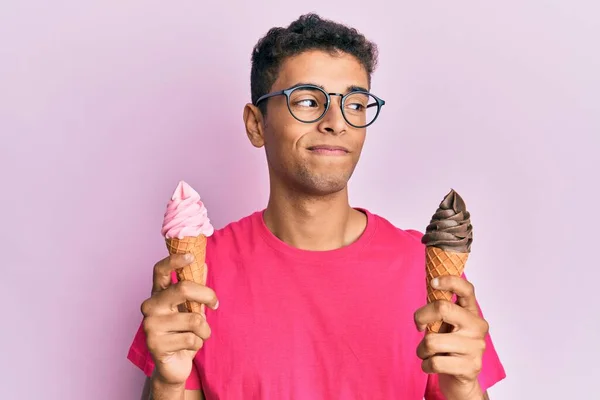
left=254, top=84, right=386, bottom=128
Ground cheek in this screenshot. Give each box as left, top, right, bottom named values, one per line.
left=267, top=120, right=306, bottom=152
left=264, top=123, right=306, bottom=165
left=353, top=131, right=367, bottom=153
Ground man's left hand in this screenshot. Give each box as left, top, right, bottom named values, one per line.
left=414, top=275, right=489, bottom=400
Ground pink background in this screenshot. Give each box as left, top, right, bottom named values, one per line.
left=2, top=1, right=598, bottom=399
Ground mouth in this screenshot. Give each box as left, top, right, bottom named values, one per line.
left=306, top=145, right=350, bottom=155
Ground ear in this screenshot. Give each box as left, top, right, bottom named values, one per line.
left=243, top=103, right=265, bottom=148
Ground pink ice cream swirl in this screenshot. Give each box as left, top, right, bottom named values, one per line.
left=161, top=180, right=215, bottom=239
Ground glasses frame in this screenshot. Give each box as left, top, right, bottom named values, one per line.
left=254, top=84, right=386, bottom=128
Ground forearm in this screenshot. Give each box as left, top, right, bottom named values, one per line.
left=443, top=382, right=487, bottom=400
left=149, top=376, right=185, bottom=400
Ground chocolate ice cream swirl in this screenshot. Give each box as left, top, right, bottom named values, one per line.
left=421, top=189, right=473, bottom=253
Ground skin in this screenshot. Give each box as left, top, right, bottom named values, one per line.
left=243, top=50, right=369, bottom=251
left=414, top=275, right=491, bottom=400
left=140, top=50, right=491, bottom=400
left=140, top=255, right=217, bottom=400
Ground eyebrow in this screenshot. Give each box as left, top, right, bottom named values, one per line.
left=290, top=82, right=370, bottom=93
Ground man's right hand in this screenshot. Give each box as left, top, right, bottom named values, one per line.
left=141, top=253, right=219, bottom=388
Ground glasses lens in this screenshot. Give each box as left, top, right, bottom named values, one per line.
left=288, top=87, right=328, bottom=122
left=343, top=92, right=379, bottom=127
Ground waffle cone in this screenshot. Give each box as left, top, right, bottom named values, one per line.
left=165, top=235, right=207, bottom=314
left=425, top=246, right=469, bottom=333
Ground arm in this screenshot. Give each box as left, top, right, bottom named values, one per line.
left=141, top=377, right=205, bottom=400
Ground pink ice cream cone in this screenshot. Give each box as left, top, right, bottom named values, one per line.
left=161, top=180, right=214, bottom=314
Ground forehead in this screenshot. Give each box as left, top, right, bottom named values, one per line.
left=272, top=50, right=370, bottom=93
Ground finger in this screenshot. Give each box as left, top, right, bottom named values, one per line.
left=421, top=354, right=482, bottom=379
left=142, top=281, right=219, bottom=317
left=199, top=263, right=209, bottom=315
left=152, top=253, right=195, bottom=294
left=144, top=312, right=211, bottom=340
left=150, top=332, right=205, bottom=353
left=416, top=333, right=485, bottom=360
left=414, top=300, right=484, bottom=333
left=431, top=275, right=478, bottom=314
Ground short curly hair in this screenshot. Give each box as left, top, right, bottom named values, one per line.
left=250, top=13, right=379, bottom=115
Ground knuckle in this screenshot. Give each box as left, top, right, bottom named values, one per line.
left=152, top=260, right=161, bottom=274
left=422, top=334, right=436, bottom=353
left=416, top=340, right=423, bottom=358
left=472, top=357, right=483, bottom=375
left=466, top=281, right=475, bottom=296
left=413, top=310, right=419, bottom=325
left=177, top=280, right=192, bottom=297
left=435, top=300, right=451, bottom=316
left=189, top=313, right=203, bottom=328
left=184, top=333, right=197, bottom=348
left=203, top=323, right=212, bottom=340
left=478, top=338, right=487, bottom=354
left=480, top=319, right=490, bottom=334
left=140, top=299, right=153, bottom=317
left=142, top=317, right=153, bottom=335
left=153, top=258, right=167, bottom=274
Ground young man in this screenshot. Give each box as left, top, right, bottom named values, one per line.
left=128, top=13, right=506, bottom=400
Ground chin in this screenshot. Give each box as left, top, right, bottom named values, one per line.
left=287, top=163, right=356, bottom=195
left=298, top=174, right=350, bottom=196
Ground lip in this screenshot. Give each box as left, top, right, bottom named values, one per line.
left=307, top=145, right=350, bottom=155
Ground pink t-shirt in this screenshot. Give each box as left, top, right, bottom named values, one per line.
left=128, top=209, right=506, bottom=399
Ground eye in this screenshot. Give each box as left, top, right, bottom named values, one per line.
left=295, top=98, right=319, bottom=108
left=346, top=102, right=366, bottom=111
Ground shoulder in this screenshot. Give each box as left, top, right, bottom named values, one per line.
left=205, top=210, right=262, bottom=258
left=367, top=209, right=425, bottom=246
left=364, top=209, right=428, bottom=287
left=211, top=211, right=257, bottom=239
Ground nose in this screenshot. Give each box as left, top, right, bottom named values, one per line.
left=317, top=95, right=347, bottom=136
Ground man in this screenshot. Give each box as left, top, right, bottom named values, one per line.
left=128, top=13, right=506, bottom=400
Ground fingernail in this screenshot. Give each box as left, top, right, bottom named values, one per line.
left=185, top=253, right=194, bottom=262
left=212, top=300, right=219, bottom=310
left=431, top=278, right=440, bottom=288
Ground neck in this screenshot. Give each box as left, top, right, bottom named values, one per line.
left=263, top=179, right=367, bottom=251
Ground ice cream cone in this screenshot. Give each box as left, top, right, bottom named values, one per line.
left=165, top=234, right=208, bottom=314
left=421, top=189, right=473, bottom=333
left=161, top=180, right=214, bottom=314
left=425, top=246, right=469, bottom=333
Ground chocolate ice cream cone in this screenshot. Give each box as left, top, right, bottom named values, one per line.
left=421, top=189, right=473, bottom=333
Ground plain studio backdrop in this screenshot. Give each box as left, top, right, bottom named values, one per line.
left=1, top=1, right=598, bottom=399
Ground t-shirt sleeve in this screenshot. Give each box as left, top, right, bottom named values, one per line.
left=405, top=229, right=425, bottom=241
left=424, top=301, right=506, bottom=399
left=127, top=321, right=202, bottom=391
